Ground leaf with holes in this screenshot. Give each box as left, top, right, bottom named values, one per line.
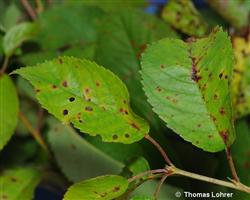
left=14, top=57, right=149, bottom=144
left=162, top=0, right=207, bottom=37
left=0, top=167, right=41, bottom=200
left=232, top=36, right=250, bottom=118
left=3, top=22, right=37, bottom=57
left=95, top=10, right=179, bottom=131
left=0, top=74, right=19, bottom=151
left=47, top=117, right=123, bottom=182
left=63, top=175, right=128, bottom=200
left=141, top=27, right=235, bottom=152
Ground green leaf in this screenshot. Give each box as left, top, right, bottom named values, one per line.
left=85, top=135, right=144, bottom=163
left=95, top=10, right=179, bottom=131
left=130, top=196, right=153, bottom=200
left=34, top=5, right=104, bottom=51
left=132, top=180, right=185, bottom=200
left=3, top=22, right=37, bottom=57
left=208, top=0, right=250, bottom=28
left=0, top=74, right=19, bottom=151
left=141, top=27, right=235, bottom=152
left=128, top=157, right=150, bottom=177
left=14, top=56, right=149, bottom=143
left=2, top=3, right=21, bottom=31
left=47, top=118, right=124, bottom=182
left=63, top=175, right=128, bottom=200
left=65, top=0, right=147, bottom=12
left=162, top=0, right=207, bottom=37
left=0, top=167, right=41, bottom=200
left=232, top=36, right=250, bottom=118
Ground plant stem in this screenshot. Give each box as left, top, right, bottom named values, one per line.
left=154, top=174, right=168, bottom=199
left=0, top=56, right=9, bottom=75
left=225, top=147, right=240, bottom=182
left=168, top=166, right=250, bottom=193
left=128, top=169, right=167, bottom=183
left=145, top=135, right=173, bottom=166
left=18, top=112, right=50, bottom=155
left=21, top=0, right=37, bottom=21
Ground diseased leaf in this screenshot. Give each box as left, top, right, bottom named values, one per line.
left=232, top=36, right=250, bottom=118
left=14, top=56, right=149, bottom=143
left=0, top=74, right=19, bottom=151
left=3, top=22, right=37, bottom=57
left=47, top=118, right=123, bottom=182
left=141, top=27, right=235, bottom=152
left=63, top=175, right=128, bottom=200
left=95, top=10, right=179, bottom=131
left=0, top=168, right=41, bottom=200
left=208, top=0, right=250, bottom=28
left=162, top=0, right=207, bottom=37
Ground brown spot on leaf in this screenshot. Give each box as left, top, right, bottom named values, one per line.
left=156, top=86, right=162, bottom=92
left=112, top=135, right=118, bottom=140
left=160, top=64, right=165, bottom=69
left=63, top=109, right=68, bottom=115
left=243, top=161, right=250, bottom=170
left=85, top=106, right=93, bottom=111
left=123, top=100, right=127, bottom=104
left=59, top=58, right=63, bottom=64
left=96, top=82, right=100, bottom=87
left=219, top=72, right=223, bottom=79
left=35, top=89, right=40, bottom=93
left=130, top=122, right=140, bottom=131
left=85, top=88, right=90, bottom=93
left=208, top=135, right=213, bottom=139
left=197, top=124, right=201, bottom=127
left=219, top=107, right=226, bottom=115
left=10, top=177, right=17, bottom=182
left=52, top=84, right=57, bottom=89
left=69, top=97, right=75, bottom=102
left=1, top=195, right=8, bottom=199
left=62, top=81, right=68, bottom=87
left=113, top=186, right=120, bottom=192
left=125, top=133, right=130, bottom=138
left=214, top=94, right=218, bottom=100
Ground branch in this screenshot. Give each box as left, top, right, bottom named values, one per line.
left=225, top=147, right=240, bottom=182
left=144, top=134, right=173, bottom=166
left=128, top=169, right=167, bottom=183
left=21, top=0, right=37, bottom=21
left=0, top=56, right=10, bottom=75
left=169, top=166, right=250, bottom=193
left=18, top=112, right=50, bottom=155
left=154, top=174, right=168, bottom=199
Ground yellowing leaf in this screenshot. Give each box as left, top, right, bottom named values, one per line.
left=232, top=36, right=250, bottom=118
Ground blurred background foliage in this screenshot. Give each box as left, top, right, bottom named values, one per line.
left=0, top=0, right=249, bottom=199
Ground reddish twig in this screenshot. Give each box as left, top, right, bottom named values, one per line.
left=21, top=0, right=37, bottom=21
left=225, top=147, right=240, bottom=182
left=145, top=135, right=173, bottom=166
